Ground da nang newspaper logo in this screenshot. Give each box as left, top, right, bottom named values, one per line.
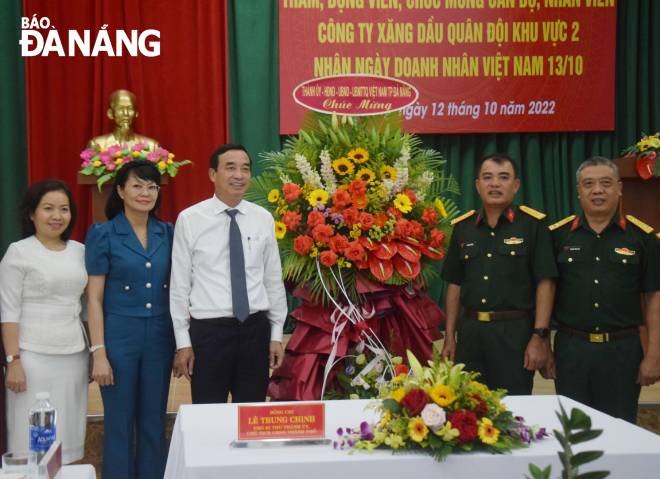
left=19, top=14, right=160, bottom=57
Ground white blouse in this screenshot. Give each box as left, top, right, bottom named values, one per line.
left=0, top=236, right=88, bottom=354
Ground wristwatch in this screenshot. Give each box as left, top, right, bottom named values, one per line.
left=89, top=344, right=105, bottom=354
left=532, top=328, right=550, bottom=339
left=6, top=354, right=20, bottom=364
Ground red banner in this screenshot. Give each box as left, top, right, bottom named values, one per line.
left=279, top=0, right=617, bottom=134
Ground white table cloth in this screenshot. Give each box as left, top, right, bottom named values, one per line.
left=0, top=464, right=95, bottom=479
left=165, top=395, right=660, bottom=479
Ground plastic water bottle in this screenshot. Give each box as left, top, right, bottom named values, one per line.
left=28, top=391, right=57, bottom=460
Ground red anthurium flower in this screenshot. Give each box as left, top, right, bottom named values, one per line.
left=359, top=236, right=379, bottom=251
left=393, top=255, right=421, bottom=280
left=369, top=256, right=393, bottom=281
left=374, top=241, right=397, bottom=260
left=421, top=245, right=445, bottom=260
left=397, top=242, right=421, bottom=263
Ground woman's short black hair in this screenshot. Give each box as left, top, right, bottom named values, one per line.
left=20, top=179, right=77, bottom=241
left=105, top=159, right=162, bottom=219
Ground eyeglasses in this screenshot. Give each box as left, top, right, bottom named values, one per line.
left=129, top=184, right=160, bottom=194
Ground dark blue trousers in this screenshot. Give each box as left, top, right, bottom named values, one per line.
left=101, top=313, right=174, bottom=479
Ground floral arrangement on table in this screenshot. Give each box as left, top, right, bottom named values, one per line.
left=79, top=143, right=191, bottom=188
left=334, top=351, right=547, bottom=461
left=622, top=132, right=660, bottom=180
left=249, top=113, right=459, bottom=303
left=250, top=113, right=459, bottom=401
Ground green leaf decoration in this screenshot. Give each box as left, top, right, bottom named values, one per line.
left=575, top=471, right=610, bottom=479
left=570, top=451, right=604, bottom=467
left=569, top=408, right=592, bottom=430
left=381, top=399, right=401, bottom=414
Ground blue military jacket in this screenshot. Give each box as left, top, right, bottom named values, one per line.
left=85, top=212, right=174, bottom=318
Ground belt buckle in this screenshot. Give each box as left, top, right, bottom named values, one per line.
left=477, top=311, right=491, bottom=322
left=589, top=332, right=609, bottom=343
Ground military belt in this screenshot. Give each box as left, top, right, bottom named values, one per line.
left=464, top=309, right=531, bottom=322
left=557, top=323, right=639, bottom=343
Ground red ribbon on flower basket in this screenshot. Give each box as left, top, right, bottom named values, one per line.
left=268, top=276, right=445, bottom=401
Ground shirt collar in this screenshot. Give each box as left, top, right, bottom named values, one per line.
left=211, top=195, right=247, bottom=216
left=573, top=213, right=626, bottom=232
left=475, top=206, right=516, bottom=225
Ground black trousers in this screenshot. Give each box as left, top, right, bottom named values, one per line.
left=190, top=312, right=270, bottom=404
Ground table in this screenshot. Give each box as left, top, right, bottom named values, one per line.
left=0, top=465, right=95, bottom=479
left=164, top=395, right=660, bottom=479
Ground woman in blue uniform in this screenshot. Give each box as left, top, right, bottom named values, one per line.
left=85, top=160, right=174, bottom=479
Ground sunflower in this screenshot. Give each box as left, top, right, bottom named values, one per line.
left=434, top=197, right=448, bottom=218
left=347, top=147, right=369, bottom=164
left=332, top=157, right=355, bottom=176
left=478, top=418, right=500, bottom=445
left=268, top=189, right=280, bottom=203
left=428, top=384, right=457, bottom=407
left=380, top=165, right=397, bottom=181
left=355, top=167, right=376, bottom=183
left=393, top=193, right=413, bottom=214
left=408, top=417, right=429, bottom=443
left=274, top=221, right=287, bottom=240
left=307, top=189, right=329, bottom=206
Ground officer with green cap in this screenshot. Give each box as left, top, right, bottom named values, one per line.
left=548, top=156, right=660, bottom=423
left=441, top=153, right=557, bottom=394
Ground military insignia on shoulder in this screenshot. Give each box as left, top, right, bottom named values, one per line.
left=450, top=209, right=475, bottom=226
left=626, top=215, right=654, bottom=234
left=519, top=205, right=546, bottom=220
left=549, top=215, right=576, bottom=231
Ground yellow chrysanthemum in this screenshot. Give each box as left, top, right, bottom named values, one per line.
left=408, top=417, right=429, bottom=443
left=131, top=151, right=141, bottom=158
left=434, top=197, right=448, bottom=218
left=347, top=147, right=369, bottom=164
left=391, top=387, right=406, bottom=403
left=378, top=411, right=392, bottom=428
left=469, top=380, right=490, bottom=397
left=384, top=433, right=404, bottom=449
left=380, top=165, right=397, bottom=180
left=114, top=158, right=123, bottom=165
left=393, top=193, right=413, bottom=214
left=274, top=221, right=287, bottom=240
left=428, top=384, right=457, bottom=407
left=478, top=417, right=500, bottom=445
left=307, top=189, right=329, bottom=206
left=93, top=160, right=102, bottom=167
left=332, top=157, right=355, bottom=176
left=268, top=189, right=280, bottom=203
left=158, top=161, right=167, bottom=170
left=355, top=167, right=376, bottom=183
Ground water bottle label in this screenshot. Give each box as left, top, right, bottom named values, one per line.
left=29, top=425, right=56, bottom=452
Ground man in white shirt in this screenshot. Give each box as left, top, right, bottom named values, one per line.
left=170, top=144, right=287, bottom=403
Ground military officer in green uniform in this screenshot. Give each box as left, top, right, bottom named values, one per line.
left=441, top=154, right=557, bottom=394
left=548, top=156, right=660, bottom=423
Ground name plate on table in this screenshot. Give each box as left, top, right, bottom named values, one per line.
left=231, top=403, right=330, bottom=448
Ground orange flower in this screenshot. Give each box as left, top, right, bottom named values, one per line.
left=342, top=207, right=360, bottom=227
left=312, top=224, right=334, bottom=244
left=344, top=240, right=366, bottom=261
left=374, top=212, right=389, bottom=227
left=293, top=235, right=314, bottom=256
left=332, top=189, right=352, bottom=209
left=348, top=179, right=367, bottom=197
left=421, top=207, right=438, bottom=225
left=281, top=211, right=302, bottom=231
left=319, top=250, right=338, bottom=267
left=352, top=194, right=368, bottom=210
left=429, top=228, right=445, bottom=247
left=359, top=212, right=375, bottom=230
left=329, top=234, right=349, bottom=254
left=282, top=183, right=302, bottom=202
left=307, top=211, right=325, bottom=228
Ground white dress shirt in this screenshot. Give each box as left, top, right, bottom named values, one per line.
left=0, top=236, right=88, bottom=354
left=170, top=195, right=288, bottom=349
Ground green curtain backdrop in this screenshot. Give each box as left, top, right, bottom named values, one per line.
left=0, top=0, right=26, bottom=253
left=228, top=0, right=659, bottom=223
